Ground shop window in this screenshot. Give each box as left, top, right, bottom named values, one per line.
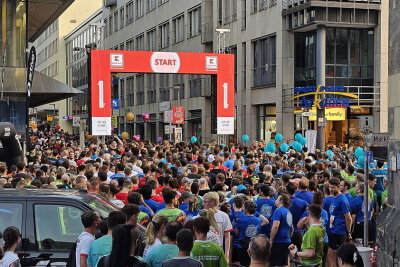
left=257, top=105, right=276, bottom=141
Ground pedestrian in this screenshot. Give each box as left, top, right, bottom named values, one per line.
left=87, top=211, right=127, bottom=267
left=161, top=229, right=202, bottom=267
left=270, top=194, right=293, bottom=267
left=145, top=221, right=183, bottom=267
left=76, top=211, right=101, bottom=267
left=156, top=188, right=186, bottom=222
left=191, top=216, right=228, bottom=267
left=248, top=234, right=271, bottom=267
left=143, top=214, right=168, bottom=259
left=0, top=226, right=21, bottom=267
left=97, top=224, right=149, bottom=267
left=336, top=243, right=364, bottom=267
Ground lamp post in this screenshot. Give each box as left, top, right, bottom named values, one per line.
left=49, top=104, right=56, bottom=131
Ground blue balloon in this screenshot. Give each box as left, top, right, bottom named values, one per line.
left=358, top=156, right=365, bottom=166
left=242, top=134, right=250, bottom=143
left=266, top=142, right=276, bottom=153
left=292, top=141, right=302, bottom=152
left=295, top=133, right=303, bottom=142
left=275, top=134, right=283, bottom=143
left=355, top=147, right=364, bottom=158
left=280, top=143, right=289, bottom=153
left=326, top=150, right=334, bottom=160
left=191, top=136, right=197, bottom=144
left=300, top=137, right=307, bottom=146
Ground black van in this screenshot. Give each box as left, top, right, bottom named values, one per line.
left=0, top=189, right=118, bottom=266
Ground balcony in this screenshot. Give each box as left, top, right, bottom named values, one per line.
left=282, top=0, right=381, bottom=10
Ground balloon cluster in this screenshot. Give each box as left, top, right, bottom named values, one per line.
left=354, top=147, right=365, bottom=166
left=191, top=136, right=197, bottom=144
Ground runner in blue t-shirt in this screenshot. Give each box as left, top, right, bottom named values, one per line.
left=235, top=201, right=267, bottom=266
left=371, top=160, right=387, bottom=209
left=255, top=185, right=276, bottom=237
left=326, top=178, right=352, bottom=267
left=229, top=196, right=246, bottom=265
left=270, top=194, right=293, bottom=267
left=286, top=183, right=308, bottom=249
left=350, top=182, right=373, bottom=241
left=295, top=177, right=314, bottom=204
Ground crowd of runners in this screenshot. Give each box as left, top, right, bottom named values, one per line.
left=0, top=130, right=388, bottom=267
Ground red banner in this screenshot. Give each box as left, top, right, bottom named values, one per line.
left=172, top=106, right=185, bottom=124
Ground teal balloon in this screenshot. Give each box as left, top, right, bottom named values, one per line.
left=354, top=147, right=364, bottom=158
left=275, top=134, right=283, bottom=143
left=190, top=136, right=197, bottom=143
left=242, top=135, right=250, bottom=143
left=292, top=141, right=302, bottom=152
left=300, top=137, right=307, bottom=146
left=295, top=133, right=303, bottom=142
left=358, top=156, right=365, bottom=166
left=266, top=142, right=276, bottom=153
left=280, top=143, right=289, bottom=153
left=326, top=150, right=334, bottom=160
left=221, top=144, right=226, bottom=147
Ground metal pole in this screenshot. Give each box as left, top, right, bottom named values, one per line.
left=316, top=25, right=326, bottom=150
left=363, top=147, right=369, bottom=247
left=53, top=104, right=56, bottom=131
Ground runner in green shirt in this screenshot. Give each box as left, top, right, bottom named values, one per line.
left=290, top=204, right=325, bottom=266
left=191, top=216, right=228, bottom=267
left=156, top=189, right=186, bottom=222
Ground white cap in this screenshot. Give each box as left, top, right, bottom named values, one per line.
left=207, top=154, right=215, bottom=162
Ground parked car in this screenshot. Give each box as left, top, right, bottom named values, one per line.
left=0, top=189, right=120, bottom=266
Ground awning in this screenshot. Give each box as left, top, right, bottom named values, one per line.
left=28, top=0, right=75, bottom=42
left=1, top=67, right=82, bottom=107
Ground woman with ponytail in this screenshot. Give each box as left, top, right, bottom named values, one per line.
left=0, top=226, right=21, bottom=267
left=142, top=214, right=168, bottom=259
left=199, top=208, right=221, bottom=245
left=337, top=243, right=364, bottom=267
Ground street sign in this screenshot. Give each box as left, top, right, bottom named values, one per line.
left=174, top=127, right=182, bottom=143
left=367, top=151, right=374, bottom=163
left=164, top=125, right=176, bottom=135
left=159, top=101, right=171, bottom=112
left=112, top=99, right=120, bottom=109
left=305, top=130, right=317, bottom=154
left=111, top=115, right=118, bottom=128
left=73, top=116, right=80, bottom=127
left=318, top=118, right=326, bottom=127
left=302, top=112, right=314, bottom=117
left=371, top=133, right=388, bottom=147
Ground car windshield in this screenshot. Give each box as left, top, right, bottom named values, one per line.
left=83, top=193, right=118, bottom=217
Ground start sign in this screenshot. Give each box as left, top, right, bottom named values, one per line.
left=90, top=50, right=235, bottom=135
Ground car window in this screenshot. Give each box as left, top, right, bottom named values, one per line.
left=85, top=194, right=118, bottom=217
left=34, top=204, right=83, bottom=252
left=0, top=203, right=22, bottom=234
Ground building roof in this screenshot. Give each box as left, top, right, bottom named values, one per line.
left=28, top=0, right=75, bottom=42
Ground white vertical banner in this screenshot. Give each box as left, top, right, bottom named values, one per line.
left=305, top=130, right=317, bottom=154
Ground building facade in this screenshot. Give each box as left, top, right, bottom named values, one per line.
left=102, top=0, right=387, bottom=145
left=32, top=0, right=102, bottom=132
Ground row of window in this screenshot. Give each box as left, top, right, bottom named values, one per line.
left=37, top=20, right=59, bottom=45
left=37, top=39, right=59, bottom=66
left=40, top=61, right=59, bottom=78
left=251, top=0, right=277, bottom=13
left=104, top=4, right=201, bottom=45
left=66, top=24, right=99, bottom=66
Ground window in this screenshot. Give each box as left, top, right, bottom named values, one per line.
left=120, top=42, right=125, bottom=50
left=159, top=74, right=169, bottom=101
left=136, top=33, right=144, bottom=50
left=259, top=0, right=268, bottom=10
left=126, top=38, right=134, bottom=50
left=253, top=35, right=276, bottom=87
left=0, top=203, right=23, bottom=233
left=325, top=28, right=374, bottom=87
left=120, top=7, right=125, bottom=29
left=114, top=11, right=119, bottom=33
left=127, top=76, right=135, bottom=106
left=108, top=15, right=113, bottom=36
left=294, top=32, right=316, bottom=87
left=173, top=14, right=184, bottom=43
left=241, top=0, right=246, bottom=30
left=190, top=75, right=202, bottom=97
left=173, top=75, right=184, bottom=100
left=251, top=0, right=257, bottom=13
left=224, top=0, right=231, bottom=24
left=159, top=22, right=170, bottom=48
left=232, top=0, right=238, bottom=21
left=136, top=0, right=145, bottom=19
left=34, top=204, right=84, bottom=251
left=147, top=28, right=156, bottom=51
left=147, top=0, right=156, bottom=12
left=189, top=6, right=201, bottom=37
left=136, top=74, right=145, bottom=105
left=147, top=75, right=156, bottom=103
left=218, top=0, right=223, bottom=26
left=258, top=105, right=276, bottom=141
left=126, top=1, right=134, bottom=25
left=159, top=0, right=168, bottom=5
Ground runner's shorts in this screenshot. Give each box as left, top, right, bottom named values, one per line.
left=270, top=242, right=290, bottom=266
left=328, top=233, right=347, bottom=250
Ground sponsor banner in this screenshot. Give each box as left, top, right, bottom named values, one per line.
left=151, top=52, right=180, bottom=73
left=305, top=130, right=317, bottom=154
left=92, top=117, right=112, bottom=136
left=111, top=115, right=118, bottom=128
left=308, top=107, right=346, bottom=121
left=217, top=117, right=234, bottom=135
left=172, top=106, right=185, bottom=124
left=164, top=110, right=173, bottom=123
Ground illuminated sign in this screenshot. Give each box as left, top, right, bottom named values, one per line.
left=290, top=85, right=358, bottom=109
left=308, top=107, right=346, bottom=121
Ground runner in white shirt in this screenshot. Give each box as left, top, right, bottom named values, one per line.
left=75, top=211, right=100, bottom=267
